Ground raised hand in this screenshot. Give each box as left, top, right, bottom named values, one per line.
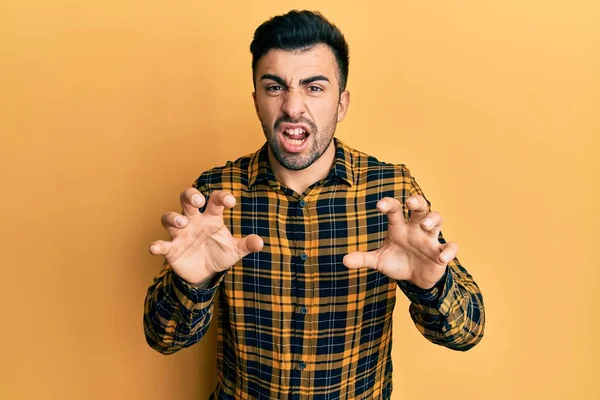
left=149, top=188, right=264, bottom=286
left=343, top=195, right=457, bottom=289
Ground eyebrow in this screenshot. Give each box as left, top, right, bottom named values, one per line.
left=260, top=74, right=330, bottom=87
left=300, top=75, right=330, bottom=85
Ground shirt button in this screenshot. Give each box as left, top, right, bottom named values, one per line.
left=299, top=200, right=306, bottom=208
left=299, top=362, right=307, bottom=370
left=300, top=252, right=307, bottom=261
left=300, top=307, right=307, bottom=314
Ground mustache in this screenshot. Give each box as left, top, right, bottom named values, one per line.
left=274, top=116, right=317, bottom=132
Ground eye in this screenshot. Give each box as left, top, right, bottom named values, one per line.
left=308, top=85, right=323, bottom=92
left=267, top=85, right=283, bottom=92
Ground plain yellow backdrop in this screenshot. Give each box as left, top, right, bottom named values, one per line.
left=1, top=0, right=598, bottom=399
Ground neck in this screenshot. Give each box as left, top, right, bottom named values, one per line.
left=268, top=140, right=336, bottom=195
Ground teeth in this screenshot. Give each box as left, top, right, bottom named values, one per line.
left=282, top=127, right=307, bottom=146
left=285, top=128, right=305, bottom=136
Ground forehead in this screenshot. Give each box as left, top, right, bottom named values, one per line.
left=255, top=44, right=339, bottom=83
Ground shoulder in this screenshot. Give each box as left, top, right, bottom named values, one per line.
left=192, top=151, right=255, bottom=193
left=345, top=144, right=413, bottom=185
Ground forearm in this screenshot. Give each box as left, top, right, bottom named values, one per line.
left=399, top=260, right=485, bottom=351
left=143, top=261, right=218, bottom=354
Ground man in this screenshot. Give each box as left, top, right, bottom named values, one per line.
left=144, top=10, right=485, bottom=400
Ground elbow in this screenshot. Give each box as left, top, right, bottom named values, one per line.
left=446, top=326, right=485, bottom=351
left=445, top=302, right=486, bottom=351
left=145, top=335, right=181, bottom=355
left=143, top=315, right=184, bottom=355
left=143, top=313, right=210, bottom=355
left=144, top=326, right=183, bottom=355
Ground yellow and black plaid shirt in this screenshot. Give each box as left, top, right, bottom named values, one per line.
left=144, top=139, right=485, bottom=400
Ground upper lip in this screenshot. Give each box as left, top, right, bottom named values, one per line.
left=279, top=123, right=310, bottom=134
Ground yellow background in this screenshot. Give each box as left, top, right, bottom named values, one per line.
left=1, top=0, right=598, bottom=399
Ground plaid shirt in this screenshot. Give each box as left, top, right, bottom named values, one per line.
left=144, top=139, right=485, bottom=400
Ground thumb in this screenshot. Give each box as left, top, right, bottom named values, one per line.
left=343, top=251, right=379, bottom=269
left=438, top=242, right=458, bottom=264
left=235, top=234, right=264, bottom=257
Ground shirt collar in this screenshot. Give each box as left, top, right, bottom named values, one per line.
left=248, top=138, right=356, bottom=188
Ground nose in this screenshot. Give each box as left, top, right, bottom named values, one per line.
left=281, top=89, right=306, bottom=120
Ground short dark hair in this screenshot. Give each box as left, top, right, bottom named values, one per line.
left=250, top=10, right=350, bottom=93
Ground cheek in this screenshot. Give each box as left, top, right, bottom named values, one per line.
left=307, top=98, right=338, bottom=122
left=257, top=98, right=282, bottom=120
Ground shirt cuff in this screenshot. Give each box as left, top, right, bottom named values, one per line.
left=398, top=267, right=451, bottom=309
left=171, top=270, right=225, bottom=311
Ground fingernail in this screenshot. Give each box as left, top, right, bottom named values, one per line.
left=422, top=219, right=432, bottom=228
left=150, top=245, right=157, bottom=252
left=379, top=200, right=387, bottom=208
left=408, top=198, right=417, bottom=205
left=175, top=216, right=185, bottom=226
left=192, top=194, right=202, bottom=205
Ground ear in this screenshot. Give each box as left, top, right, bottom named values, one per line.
left=252, top=91, right=259, bottom=116
left=337, top=90, right=350, bottom=122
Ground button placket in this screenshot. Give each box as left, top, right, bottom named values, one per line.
left=297, top=195, right=313, bottom=382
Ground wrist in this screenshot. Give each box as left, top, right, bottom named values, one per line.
left=183, top=267, right=219, bottom=288
left=186, top=274, right=215, bottom=289
left=170, top=263, right=221, bottom=289
left=409, top=266, right=448, bottom=291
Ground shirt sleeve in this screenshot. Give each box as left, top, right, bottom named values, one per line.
left=143, top=260, right=224, bottom=354
left=143, top=180, right=224, bottom=354
left=397, top=170, right=486, bottom=351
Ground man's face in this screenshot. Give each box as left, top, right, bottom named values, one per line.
left=253, top=44, right=349, bottom=171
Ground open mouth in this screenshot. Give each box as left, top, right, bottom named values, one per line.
left=276, top=123, right=311, bottom=153
left=283, top=127, right=308, bottom=145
